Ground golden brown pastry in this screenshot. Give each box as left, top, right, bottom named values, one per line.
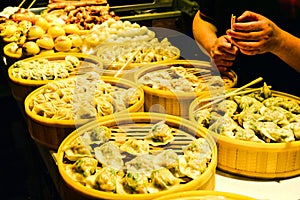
left=54, top=35, right=72, bottom=52
left=67, top=34, right=82, bottom=48
left=47, top=24, right=65, bottom=38
left=64, top=24, right=80, bottom=35
left=34, top=16, right=50, bottom=31
left=36, top=34, right=55, bottom=49
left=22, top=41, right=40, bottom=56
left=27, top=25, right=45, bottom=40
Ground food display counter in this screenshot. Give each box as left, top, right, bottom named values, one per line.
left=1, top=1, right=300, bottom=200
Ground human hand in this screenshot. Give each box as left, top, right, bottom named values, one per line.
left=209, top=35, right=239, bottom=71
left=226, top=11, right=282, bottom=55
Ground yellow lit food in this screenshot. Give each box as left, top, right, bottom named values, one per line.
left=54, top=35, right=72, bottom=52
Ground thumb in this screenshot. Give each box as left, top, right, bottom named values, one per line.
left=238, top=11, right=260, bottom=22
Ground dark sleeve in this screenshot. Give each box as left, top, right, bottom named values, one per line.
left=197, top=0, right=237, bottom=36
left=197, top=0, right=217, bottom=26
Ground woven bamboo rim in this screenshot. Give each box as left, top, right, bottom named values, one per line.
left=56, top=112, right=217, bottom=200
left=189, top=89, right=300, bottom=179
left=153, top=190, right=256, bottom=200
left=24, top=76, right=145, bottom=127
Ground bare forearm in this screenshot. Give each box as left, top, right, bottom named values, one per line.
left=272, top=30, right=300, bottom=73
left=192, top=11, right=218, bottom=55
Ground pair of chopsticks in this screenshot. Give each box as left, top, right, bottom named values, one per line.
left=194, top=77, right=263, bottom=112
left=18, top=0, right=37, bottom=9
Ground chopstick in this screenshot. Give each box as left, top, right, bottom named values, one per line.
left=227, top=77, right=263, bottom=95
left=114, top=49, right=140, bottom=78
left=18, top=0, right=27, bottom=8
left=27, top=0, right=37, bottom=9
left=195, top=77, right=263, bottom=111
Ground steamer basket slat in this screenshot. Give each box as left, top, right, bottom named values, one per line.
left=189, top=89, right=300, bottom=179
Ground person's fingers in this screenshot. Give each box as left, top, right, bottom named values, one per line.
left=218, top=35, right=232, bottom=49
left=211, top=52, right=236, bottom=67
left=210, top=35, right=238, bottom=67
left=231, top=39, right=265, bottom=50
left=227, top=28, right=269, bottom=41
left=220, top=44, right=239, bottom=55
left=230, top=39, right=267, bottom=55
left=237, top=10, right=262, bottom=22
left=211, top=48, right=236, bottom=59
left=239, top=49, right=258, bottom=55
left=216, top=60, right=235, bottom=67
left=217, top=66, right=229, bottom=72
left=232, top=21, right=264, bottom=32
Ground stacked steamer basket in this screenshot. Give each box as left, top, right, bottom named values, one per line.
left=8, top=53, right=102, bottom=103
left=189, top=82, right=300, bottom=179
left=55, top=112, right=217, bottom=200
left=24, top=74, right=144, bottom=149
left=154, top=190, right=256, bottom=200
left=134, top=60, right=237, bottom=119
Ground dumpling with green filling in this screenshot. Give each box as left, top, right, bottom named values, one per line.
left=65, top=157, right=98, bottom=185
left=63, top=139, right=93, bottom=161
left=150, top=167, right=181, bottom=190
left=145, top=121, right=174, bottom=146
left=94, top=167, right=119, bottom=192
left=183, top=138, right=211, bottom=156
left=81, top=125, right=111, bottom=145
left=122, top=171, right=149, bottom=194
left=178, top=153, right=210, bottom=180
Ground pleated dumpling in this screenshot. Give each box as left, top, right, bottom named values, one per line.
left=94, top=167, right=119, bottom=192
left=179, top=138, right=212, bottom=180
left=145, top=121, right=174, bottom=146
left=149, top=167, right=181, bottom=190
left=120, top=138, right=149, bottom=155
left=63, top=139, right=93, bottom=162
left=121, top=171, right=149, bottom=194
left=125, top=154, right=156, bottom=177
left=94, top=141, right=124, bottom=170
left=81, top=125, right=111, bottom=145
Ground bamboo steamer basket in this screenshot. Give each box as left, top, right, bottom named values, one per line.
left=153, top=190, right=256, bottom=200
left=56, top=112, right=217, bottom=200
left=95, top=42, right=180, bottom=81
left=8, top=52, right=102, bottom=102
left=134, top=60, right=237, bottom=119
left=24, top=76, right=144, bottom=150
left=189, top=90, right=300, bottom=179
